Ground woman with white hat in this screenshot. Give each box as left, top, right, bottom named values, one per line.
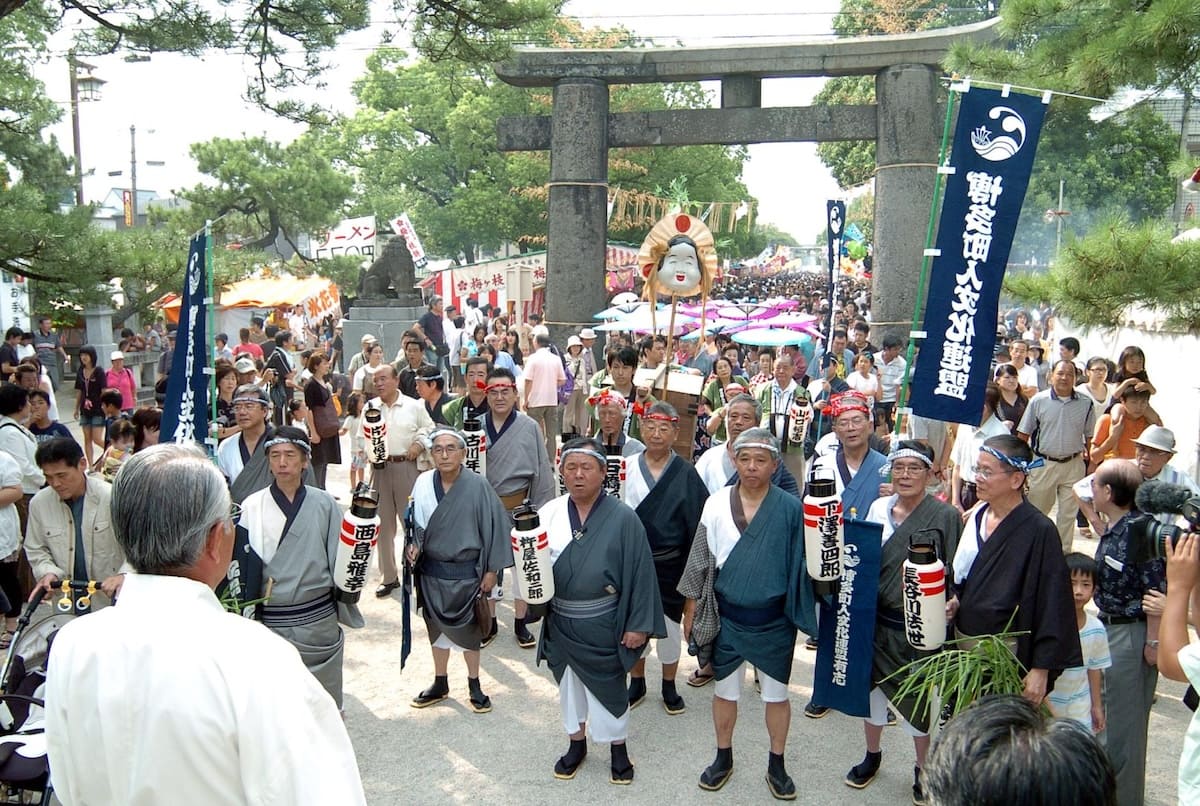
left=562, top=336, right=588, bottom=438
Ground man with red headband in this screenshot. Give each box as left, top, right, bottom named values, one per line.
left=443, top=355, right=490, bottom=428
left=482, top=366, right=555, bottom=648
left=623, top=401, right=708, bottom=715
left=805, top=390, right=889, bottom=718
left=590, top=389, right=645, bottom=458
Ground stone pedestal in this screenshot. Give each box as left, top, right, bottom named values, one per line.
left=546, top=79, right=609, bottom=353
left=83, top=306, right=118, bottom=370
left=344, top=303, right=425, bottom=364
left=872, top=64, right=940, bottom=347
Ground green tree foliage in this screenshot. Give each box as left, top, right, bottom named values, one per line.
left=0, top=0, right=557, bottom=310
left=815, top=0, right=995, bottom=190
left=343, top=20, right=752, bottom=264
left=1007, top=216, right=1200, bottom=332
left=947, top=0, right=1199, bottom=99
left=1, top=0, right=558, bottom=120
left=946, top=0, right=1199, bottom=326
left=173, top=134, right=354, bottom=256
left=1010, top=102, right=1177, bottom=264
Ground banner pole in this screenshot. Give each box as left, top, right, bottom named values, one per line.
left=205, top=220, right=218, bottom=458
left=892, top=87, right=960, bottom=444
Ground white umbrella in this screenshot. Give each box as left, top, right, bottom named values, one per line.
left=732, top=328, right=813, bottom=348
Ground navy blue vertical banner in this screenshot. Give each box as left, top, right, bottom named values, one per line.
left=161, top=232, right=209, bottom=445
left=813, top=517, right=882, bottom=717
left=909, top=88, right=1048, bottom=426
left=826, top=200, right=845, bottom=348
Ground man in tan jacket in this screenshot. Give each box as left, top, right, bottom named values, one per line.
left=25, top=437, right=128, bottom=609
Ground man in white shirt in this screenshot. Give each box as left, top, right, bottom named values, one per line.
left=1007, top=339, right=1040, bottom=399
left=45, top=443, right=365, bottom=806
left=368, top=364, right=434, bottom=597
left=522, top=333, right=566, bottom=463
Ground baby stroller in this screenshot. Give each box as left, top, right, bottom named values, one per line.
left=0, top=583, right=95, bottom=805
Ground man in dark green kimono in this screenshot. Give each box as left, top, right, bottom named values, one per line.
left=536, top=437, right=665, bottom=786
left=678, top=428, right=817, bottom=800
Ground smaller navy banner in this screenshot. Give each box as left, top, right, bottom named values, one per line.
left=826, top=200, right=846, bottom=346
left=813, top=517, right=882, bottom=717
left=909, top=87, right=1047, bottom=426
left=161, top=232, right=210, bottom=445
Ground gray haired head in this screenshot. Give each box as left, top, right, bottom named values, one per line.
left=111, top=443, right=230, bottom=574
left=725, top=393, right=763, bottom=420
left=645, top=400, right=679, bottom=421
left=732, top=427, right=781, bottom=458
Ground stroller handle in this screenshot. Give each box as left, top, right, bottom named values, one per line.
left=15, top=590, right=46, bottom=630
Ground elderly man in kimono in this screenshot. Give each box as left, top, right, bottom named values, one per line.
left=407, top=427, right=513, bottom=714
left=537, top=437, right=665, bottom=785
left=844, top=441, right=962, bottom=803
left=623, top=401, right=708, bottom=715
left=695, top=394, right=801, bottom=498
left=592, top=389, right=645, bottom=458
left=233, top=426, right=364, bottom=710
left=482, top=366, right=556, bottom=648
left=949, top=434, right=1082, bottom=704
left=217, top=384, right=315, bottom=503
left=678, top=428, right=817, bottom=800
left=806, top=390, right=889, bottom=715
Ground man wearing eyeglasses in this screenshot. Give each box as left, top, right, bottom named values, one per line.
left=482, top=366, right=555, bottom=648
left=805, top=391, right=889, bottom=718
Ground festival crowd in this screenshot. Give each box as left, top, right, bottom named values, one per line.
left=0, top=279, right=1196, bottom=806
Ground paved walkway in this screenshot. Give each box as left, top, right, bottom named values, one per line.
left=54, top=415, right=1191, bottom=805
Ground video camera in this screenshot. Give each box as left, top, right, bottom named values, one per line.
left=1130, top=481, right=1200, bottom=562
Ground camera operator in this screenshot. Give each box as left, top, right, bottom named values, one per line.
left=1074, top=425, right=1200, bottom=537
left=1157, top=534, right=1200, bottom=804
left=1089, top=458, right=1162, bottom=806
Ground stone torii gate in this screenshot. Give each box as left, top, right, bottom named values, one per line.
left=495, top=18, right=998, bottom=343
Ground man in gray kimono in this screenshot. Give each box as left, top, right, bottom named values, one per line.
left=233, top=426, right=363, bottom=709
left=482, top=366, right=555, bottom=648
left=408, top=427, right=513, bottom=714
left=537, top=437, right=665, bottom=785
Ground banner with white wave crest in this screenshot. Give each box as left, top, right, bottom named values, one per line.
left=909, top=87, right=1048, bottom=426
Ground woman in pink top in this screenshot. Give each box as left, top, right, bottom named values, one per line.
left=107, top=350, right=137, bottom=413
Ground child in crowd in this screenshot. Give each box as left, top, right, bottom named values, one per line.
left=340, top=392, right=366, bottom=488
left=1047, top=552, right=1111, bottom=732
left=287, top=399, right=309, bottom=435
left=96, top=419, right=136, bottom=481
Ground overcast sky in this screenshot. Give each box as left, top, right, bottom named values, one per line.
left=37, top=0, right=846, bottom=242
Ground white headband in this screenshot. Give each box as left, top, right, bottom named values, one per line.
left=734, top=441, right=780, bottom=458
left=560, top=447, right=607, bottom=467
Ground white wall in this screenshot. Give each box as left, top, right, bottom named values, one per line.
left=1064, top=323, right=1200, bottom=483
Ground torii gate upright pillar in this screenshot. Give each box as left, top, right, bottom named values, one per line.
left=873, top=65, right=941, bottom=345
left=547, top=79, right=609, bottom=340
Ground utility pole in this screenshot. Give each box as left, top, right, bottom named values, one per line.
left=69, top=52, right=84, bottom=207
left=130, top=124, right=137, bottom=227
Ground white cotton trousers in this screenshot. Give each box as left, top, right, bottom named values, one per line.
left=560, top=666, right=629, bottom=742
left=714, top=663, right=788, bottom=703
left=640, top=617, right=682, bottom=665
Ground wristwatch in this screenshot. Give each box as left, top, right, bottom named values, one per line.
left=1146, top=640, right=1160, bottom=649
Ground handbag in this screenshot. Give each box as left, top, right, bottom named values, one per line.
left=311, top=389, right=341, bottom=438
left=473, top=588, right=492, bottom=634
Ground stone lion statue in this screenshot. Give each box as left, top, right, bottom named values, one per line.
left=357, top=238, right=421, bottom=303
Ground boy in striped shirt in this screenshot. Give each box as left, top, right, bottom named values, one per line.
left=1048, top=553, right=1112, bottom=731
